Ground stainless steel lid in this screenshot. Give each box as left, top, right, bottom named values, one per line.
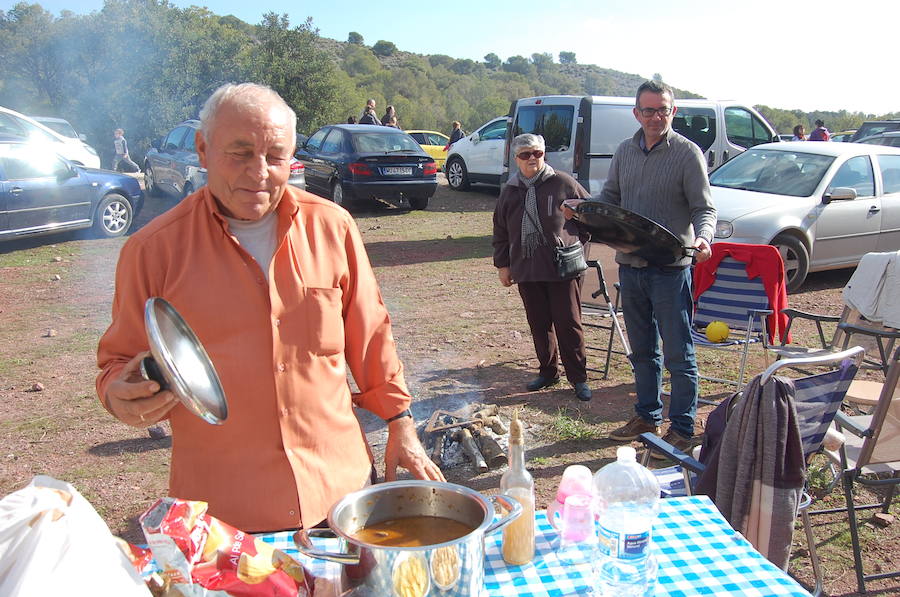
left=143, top=297, right=228, bottom=425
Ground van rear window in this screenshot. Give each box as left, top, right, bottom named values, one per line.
left=589, top=105, right=638, bottom=155
left=514, top=106, right=574, bottom=152
left=672, top=107, right=716, bottom=152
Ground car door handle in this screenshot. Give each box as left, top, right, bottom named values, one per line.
left=723, top=150, right=729, bottom=162
left=707, top=152, right=714, bottom=168
left=10, top=187, right=22, bottom=196
left=869, top=205, right=881, bottom=214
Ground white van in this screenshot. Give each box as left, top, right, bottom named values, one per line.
left=504, top=95, right=778, bottom=196
left=0, top=106, right=101, bottom=168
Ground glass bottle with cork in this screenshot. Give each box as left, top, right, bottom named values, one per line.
left=500, top=409, right=535, bottom=565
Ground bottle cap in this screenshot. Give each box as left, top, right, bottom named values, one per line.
left=616, top=446, right=637, bottom=462
left=509, top=409, right=523, bottom=445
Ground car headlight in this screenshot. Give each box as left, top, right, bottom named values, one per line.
left=714, top=221, right=733, bottom=239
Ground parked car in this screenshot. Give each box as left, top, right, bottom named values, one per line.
left=851, top=120, right=900, bottom=142
left=296, top=124, right=437, bottom=209
left=857, top=131, right=900, bottom=148
left=0, top=135, right=143, bottom=241
left=445, top=116, right=509, bottom=190
left=145, top=119, right=305, bottom=199
left=0, top=106, right=100, bottom=168
left=31, top=116, right=88, bottom=142
left=830, top=130, right=856, bottom=143
left=405, top=130, right=450, bottom=170
left=503, top=95, right=778, bottom=197
left=709, top=141, right=900, bottom=292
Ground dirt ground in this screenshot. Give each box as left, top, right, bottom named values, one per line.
left=0, top=174, right=897, bottom=596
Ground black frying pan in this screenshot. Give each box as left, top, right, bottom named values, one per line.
left=573, top=201, right=696, bottom=266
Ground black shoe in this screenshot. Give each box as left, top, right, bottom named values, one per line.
left=574, top=382, right=591, bottom=401
left=526, top=375, right=560, bottom=391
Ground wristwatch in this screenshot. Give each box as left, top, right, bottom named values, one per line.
left=384, top=409, right=412, bottom=423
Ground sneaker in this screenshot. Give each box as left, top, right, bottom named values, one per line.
left=608, top=416, right=661, bottom=441
left=650, top=429, right=697, bottom=460
left=526, top=375, right=560, bottom=391
left=573, top=382, right=591, bottom=401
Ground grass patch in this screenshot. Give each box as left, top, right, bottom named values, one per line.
left=530, top=456, right=550, bottom=466
left=547, top=408, right=599, bottom=441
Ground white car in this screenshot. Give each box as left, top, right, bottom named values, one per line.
left=710, top=141, right=900, bottom=292
left=0, top=106, right=100, bottom=168
left=445, top=116, right=509, bottom=190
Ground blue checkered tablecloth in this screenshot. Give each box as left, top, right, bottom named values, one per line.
left=258, top=495, right=812, bottom=596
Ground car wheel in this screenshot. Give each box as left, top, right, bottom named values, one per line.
left=409, top=196, right=429, bottom=210
left=446, top=157, right=470, bottom=191
left=144, top=165, right=159, bottom=197
left=93, top=193, right=133, bottom=238
left=331, top=181, right=345, bottom=206
left=772, top=234, right=809, bottom=293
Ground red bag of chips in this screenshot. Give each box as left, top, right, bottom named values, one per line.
left=140, top=497, right=313, bottom=597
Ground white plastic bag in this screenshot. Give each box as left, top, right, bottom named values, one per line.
left=0, top=475, right=151, bottom=596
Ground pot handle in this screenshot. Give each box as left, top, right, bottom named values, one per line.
left=484, top=493, right=523, bottom=535
left=293, top=528, right=360, bottom=565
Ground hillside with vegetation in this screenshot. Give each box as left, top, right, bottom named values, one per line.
left=1, top=1, right=896, bottom=165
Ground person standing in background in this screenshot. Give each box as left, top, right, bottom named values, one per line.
left=112, top=128, right=138, bottom=172
left=808, top=119, right=830, bottom=141
left=359, top=99, right=381, bottom=125
left=444, top=121, right=465, bottom=151
left=381, top=105, right=398, bottom=128
left=791, top=124, right=806, bottom=141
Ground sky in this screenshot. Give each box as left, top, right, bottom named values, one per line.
left=18, top=0, right=900, bottom=115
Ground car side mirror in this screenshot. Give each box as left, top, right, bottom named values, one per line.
left=823, top=186, right=857, bottom=203
left=151, top=138, right=161, bottom=150
left=56, top=164, right=77, bottom=180
left=470, top=133, right=480, bottom=144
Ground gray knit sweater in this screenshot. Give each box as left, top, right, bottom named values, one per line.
left=598, top=129, right=716, bottom=267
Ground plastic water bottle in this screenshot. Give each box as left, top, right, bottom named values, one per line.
left=592, top=446, right=660, bottom=597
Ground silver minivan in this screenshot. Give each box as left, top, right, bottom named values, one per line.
left=504, top=95, right=779, bottom=196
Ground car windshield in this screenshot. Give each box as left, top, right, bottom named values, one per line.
left=709, top=148, right=834, bottom=197
left=353, top=132, right=420, bottom=153
left=37, top=120, right=78, bottom=139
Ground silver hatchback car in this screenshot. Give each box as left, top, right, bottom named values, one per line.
left=710, top=141, right=900, bottom=292
left=144, top=120, right=305, bottom=200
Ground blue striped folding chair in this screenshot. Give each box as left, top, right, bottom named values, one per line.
left=692, top=256, right=774, bottom=392
left=639, top=346, right=865, bottom=596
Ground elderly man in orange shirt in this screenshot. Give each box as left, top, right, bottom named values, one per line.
left=96, top=82, right=443, bottom=533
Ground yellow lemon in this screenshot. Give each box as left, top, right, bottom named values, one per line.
left=705, top=321, right=730, bottom=343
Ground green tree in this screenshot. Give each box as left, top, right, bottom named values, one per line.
left=347, top=31, right=363, bottom=44
left=483, top=53, right=501, bottom=70
left=559, top=51, right=576, bottom=64
left=372, top=40, right=397, bottom=56
left=531, top=52, right=553, bottom=72
left=503, top=55, right=535, bottom=77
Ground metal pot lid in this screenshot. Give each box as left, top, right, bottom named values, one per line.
left=144, top=297, right=228, bottom=425
left=574, top=201, right=685, bottom=265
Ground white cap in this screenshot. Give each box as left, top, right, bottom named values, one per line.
left=616, top=446, right=637, bottom=462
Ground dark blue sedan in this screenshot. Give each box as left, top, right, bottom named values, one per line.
left=296, top=124, right=437, bottom=209
left=0, top=136, right=144, bottom=241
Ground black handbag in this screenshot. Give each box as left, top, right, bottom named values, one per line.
left=553, top=241, right=588, bottom=279
left=523, top=207, right=587, bottom=279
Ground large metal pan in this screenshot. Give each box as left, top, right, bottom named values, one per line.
left=573, top=201, right=696, bottom=266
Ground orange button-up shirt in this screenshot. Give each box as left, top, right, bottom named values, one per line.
left=96, top=186, right=411, bottom=532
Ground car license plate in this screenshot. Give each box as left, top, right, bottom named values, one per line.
left=384, top=167, right=413, bottom=175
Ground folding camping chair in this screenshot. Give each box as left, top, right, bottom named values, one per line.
left=816, top=345, right=900, bottom=594
left=580, top=244, right=630, bottom=379
left=639, top=346, right=865, bottom=597
left=691, top=243, right=789, bottom=392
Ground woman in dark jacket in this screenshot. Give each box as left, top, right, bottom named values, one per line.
left=492, top=133, right=592, bottom=401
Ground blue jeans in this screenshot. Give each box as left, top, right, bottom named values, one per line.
left=619, top=265, right=698, bottom=437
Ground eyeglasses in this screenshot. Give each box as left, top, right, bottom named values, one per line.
left=516, top=150, right=545, bottom=160
left=638, top=107, right=673, bottom=118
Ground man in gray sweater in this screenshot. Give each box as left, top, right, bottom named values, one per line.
left=599, top=81, right=716, bottom=455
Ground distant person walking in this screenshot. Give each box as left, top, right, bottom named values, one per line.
left=444, top=121, right=465, bottom=151
left=808, top=119, right=830, bottom=141
left=381, top=105, right=398, bottom=128
left=791, top=125, right=806, bottom=141
left=359, top=99, right=381, bottom=125
left=112, top=128, right=138, bottom=172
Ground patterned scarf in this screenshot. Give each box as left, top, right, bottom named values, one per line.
left=520, top=165, right=548, bottom=259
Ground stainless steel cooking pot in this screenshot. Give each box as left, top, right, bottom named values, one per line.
left=293, top=480, right=522, bottom=596
left=574, top=201, right=697, bottom=265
